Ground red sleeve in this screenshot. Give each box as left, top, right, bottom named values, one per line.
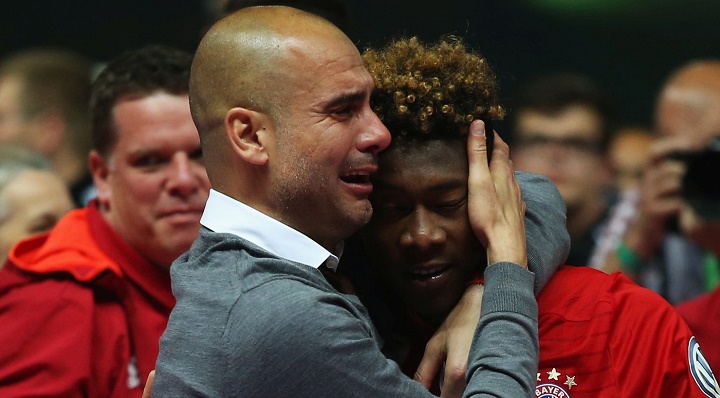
left=0, top=267, right=94, bottom=398
left=609, top=274, right=720, bottom=397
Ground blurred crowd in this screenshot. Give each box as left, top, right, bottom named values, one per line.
left=0, top=0, right=718, bottom=397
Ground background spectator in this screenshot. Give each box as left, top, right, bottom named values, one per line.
left=0, top=145, right=73, bottom=265
left=601, top=60, right=720, bottom=304
left=608, top=126, right=654, bottom=194
left=0, top=48, right=95, bottom=206
left=510, top=73, right=616, bottom=266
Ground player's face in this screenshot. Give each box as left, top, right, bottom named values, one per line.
left=361, top=139, right=483, bottom=326
left=92, top=92, right=210, bottom=269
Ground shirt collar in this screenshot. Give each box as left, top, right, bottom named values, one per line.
left=200, top=189, right=341, bottom=271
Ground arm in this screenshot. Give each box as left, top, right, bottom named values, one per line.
left=464, top=123, right=537, bottom=397
left=600, top=137, right=686, bottom=276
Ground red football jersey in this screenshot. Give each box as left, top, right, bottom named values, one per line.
left=535, top=266, right=720, bottom=397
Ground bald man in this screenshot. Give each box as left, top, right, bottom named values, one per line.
left=602, top=61, right=720, bottom=304
left=154, top=6, right=542, bottom=397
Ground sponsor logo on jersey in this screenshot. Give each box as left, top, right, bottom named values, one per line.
left=536, top=367, right=576, bottom=397
left=688, top=336, right=720, bottom=398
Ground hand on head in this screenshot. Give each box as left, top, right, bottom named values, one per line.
left=466, top=120, right=527, bottom=268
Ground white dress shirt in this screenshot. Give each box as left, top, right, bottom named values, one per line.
left=200, top=189, right=341, bottom=270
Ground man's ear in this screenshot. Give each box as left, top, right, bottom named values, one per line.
left=88, top=150, right=111, bottom=207
left=225, top=107, right=272, bottom=165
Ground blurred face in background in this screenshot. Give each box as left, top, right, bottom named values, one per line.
left=0, top=169, right=74, bottom=264
left=512, top=105, right=611, bottom=213
left=608, top=128, right=653, bottom=194
left=91, top=92, right=210, bottom=270
left=0, top=76, right=32, bottom=146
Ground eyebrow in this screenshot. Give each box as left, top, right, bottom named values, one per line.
left=323, top=90, right=367, bottom=110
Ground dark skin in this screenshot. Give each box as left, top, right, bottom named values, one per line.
left=362, top=125, right=527, bottom=396
left=362, top=139, right=484, bottom=326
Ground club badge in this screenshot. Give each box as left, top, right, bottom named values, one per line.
left=536, top=367, right=576, bottom=397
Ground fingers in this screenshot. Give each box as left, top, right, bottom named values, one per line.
left=142, top=370, right=155, bottom=398
left=467, top=120, right=492, bottom=214
left=440, top=363, right=466, bottom=398
left=415, top=337, right=446, bottom=389
left=466, top=121, right=527, bottom=267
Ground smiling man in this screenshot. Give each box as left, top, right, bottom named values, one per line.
left=0, top=45, right=210, bottom=397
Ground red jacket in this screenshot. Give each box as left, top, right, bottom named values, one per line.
left=677, top=285, right=720, bottom=379
left=0, top=202, right=174, bottom=398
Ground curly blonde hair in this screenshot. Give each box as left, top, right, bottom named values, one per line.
left=363, top=36, right=504, bottom=140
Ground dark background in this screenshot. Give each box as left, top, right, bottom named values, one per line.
left=3, top=0, right=720, bottom=130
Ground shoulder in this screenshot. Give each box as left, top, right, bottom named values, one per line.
left=539, top=266, right=675, bottom=321
left=0, top=264, right=95, bottom=311
left=677, top=286, right=720, bottom=321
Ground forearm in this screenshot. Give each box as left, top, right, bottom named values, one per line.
left=515, top=171, right=570, bottom=295
left=463, top=262, right=538, bottom=398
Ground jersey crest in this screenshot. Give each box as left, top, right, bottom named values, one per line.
left=688, top=336, right=720, bottom=398
left=536, top=367, right=576, bottom=397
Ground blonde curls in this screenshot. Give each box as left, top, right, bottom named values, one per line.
left=363, top=36, right=504, bottom=140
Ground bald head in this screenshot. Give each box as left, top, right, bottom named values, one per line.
left=656, top=60, right=720, bottom=141
left=190, top=6, right=352, bottom=142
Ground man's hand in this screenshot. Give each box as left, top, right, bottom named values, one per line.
left=622, top=137, right=690, bottom=258
left=466, top=120, right=527, bottom=268
left=414, top=284, right=484, bottom=398
left=142, top=370, right=154, bottom=398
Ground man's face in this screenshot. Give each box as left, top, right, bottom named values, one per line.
left=512, top=105, right=609, bottom=211
left=92, top=92, right=210, bottom=269
left=267, top=37, right=391, bottom=249
left=0, top=170, right=74, bottom=264
left=0, top=76, right=34, bottom=147
left=361, top=139, right=483, bottom=325
left=609, top=130, right=653, bottom=193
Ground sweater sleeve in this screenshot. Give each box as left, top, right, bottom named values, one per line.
left=463, top=262, right=539, bottom=398
left=516, top=171, right=570, bottom=295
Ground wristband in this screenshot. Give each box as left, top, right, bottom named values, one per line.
left=466, top=275, right=485, bottom=286
left=616, top=242, right=647, bottom=273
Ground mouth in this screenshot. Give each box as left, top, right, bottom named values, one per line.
left=407, top=263, right=452, bottom=283
left=340, top=170, right=371, bottom=184
left=340, top=167, right=375, bottom=196
left=160, top=208, right=204, bottom=223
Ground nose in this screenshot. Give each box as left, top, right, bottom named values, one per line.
left=356, top=110, right=391, bottom=154
left=399, top=208, right=446, bottom=251
left=166, top=152, right=201, bottom=198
